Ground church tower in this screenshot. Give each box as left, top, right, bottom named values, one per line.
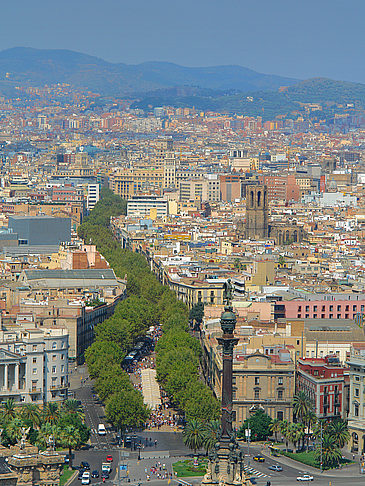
left=244, top=185, right=269, bottom=239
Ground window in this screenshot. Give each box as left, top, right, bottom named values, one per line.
left=32, top=368, right=37, bottom=375
left=277, top=411, right=284, bottom=421
left=32, top=358, right=36, bottom=364
left=278, top=389, right=283, bottom=399
left=52, top=366, right=56, bottom=373
left=52, top=355, right=57, bottom=361
left=337, top=305, right=341, bottom=311
left=278, top=377, right=283, bottom=385
left=254, top=388, right=260, bottom=400
left=355, top=388, right=360, bottom=397
left=355, top=404, right=359, bottom=417
left=61, top=365, right=65, bottom=372
left=255, top=377, right=260, bottom=385
left=32, top=345, right=37, bottom=352
left=52, top=342, right=57, bottom=350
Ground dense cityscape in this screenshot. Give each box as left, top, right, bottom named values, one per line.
left=0, top=2, right=365, bottom=486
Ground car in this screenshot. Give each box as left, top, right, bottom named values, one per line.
left=101, top=471, right=110, bottom=479
left=297, top=474, right=314, bottom=481
left=124, top=436, right=132, bottom=448
left=268, top=464, right=283, bottom=472
left=253, top=455, right=265, bottom=462
left=77, top=471, right=85, bottom=480
left=106, top=455, right=113, bottom=462
left=80, top=462, right=90, bottom=470
left=81, top=472, right=90, bottom=485
left=91, top=470, right=99, bottom=478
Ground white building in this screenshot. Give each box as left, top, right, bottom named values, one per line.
left=127, top=195, right=168, bottom=219
left=0, top=322, right=69, bottom=404
left=87, top=184, right=100, bottom=211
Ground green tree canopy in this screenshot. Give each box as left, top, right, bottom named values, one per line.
left=238, top=410, right=272, bottom=442
left=105, top=390, right=150, bottom=432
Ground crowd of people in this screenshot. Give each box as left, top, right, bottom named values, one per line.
left=145, top=462, right=177, bottom=481
left=126, top=325, right=183, bottom=430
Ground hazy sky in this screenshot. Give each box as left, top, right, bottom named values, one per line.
left=1, top=0, right=364, bottom=82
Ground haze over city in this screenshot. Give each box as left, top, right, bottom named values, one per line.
left=0, top=0, right=364, bottom=82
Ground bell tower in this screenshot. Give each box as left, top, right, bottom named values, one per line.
left=245, top=185, right=268, bottom=240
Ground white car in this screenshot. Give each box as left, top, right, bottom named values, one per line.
left=81, top=472, right=90, bottom=485
left=297, top=474, right=313, bottom=481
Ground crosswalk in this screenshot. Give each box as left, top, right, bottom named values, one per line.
left=243, top=464, right=270, bottom=478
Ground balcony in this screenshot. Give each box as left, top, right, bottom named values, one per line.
left=50, top=383, right=69, bottom=391
left=29, top=387, right=42, bottom=393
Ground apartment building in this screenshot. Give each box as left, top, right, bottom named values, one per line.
left=0, top=322, right=69, bottom=404
left=296, top=356, right=345, bottom=419
left=284, top=300, right=365, bottom=320
left=179, top=176, right=220, bottom=203
left=347, top=352, right=365, bottom=453
left=110, top=168, right=164, bottom=199
left=127, top=195, right=168, bottom=219
left=87, top=184, right=100, bottom=211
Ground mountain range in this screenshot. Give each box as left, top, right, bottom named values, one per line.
left=0, top=47, right=364, bottom=120
left=0, top=47, right=297, bottom=95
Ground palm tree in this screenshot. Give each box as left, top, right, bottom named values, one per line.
left=60, top=425, right=81, bottom=470
left=1, top=398, right=17, bottom=422
left=20, top=404, right=41, bottom=429
left=270, top=419, right=282, bottom=443
left=43, top=403, right=59, bottom=425
left=203, top=420, right=220, bottom=452
left=293, top=391, right=312, bottom=423
left=62, top=400, right=84, bottom=421
left=279, top=420, right=291, bottom=448
left=182, top=419, right=206, bottom=454
left=6, top=417, right=24, bottom=444
left=36, top=423, right=60, bottom=450
left=314, top=433, right=342, bottom=469
left=328, top=419, right=350, bottom=449
left=291, top=423, right=305, bottom=450
left=302, top=409, right=317, bottom=449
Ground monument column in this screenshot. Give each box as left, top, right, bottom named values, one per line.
left=202, top=280, right=250, bottom=486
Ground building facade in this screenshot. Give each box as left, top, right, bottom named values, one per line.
left=0, top=324, right=69, bottom=404
left=296, top=356, right=345, bottom=419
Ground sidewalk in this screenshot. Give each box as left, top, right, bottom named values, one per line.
left=259, top=447, right=364, bottom=478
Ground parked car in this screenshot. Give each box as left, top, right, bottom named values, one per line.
left=106, top=455, right=113, bottom=462
left=91, top=470, right=99, bottom=478
left=268, top=464, right=283, bottom=472
left=297, top=474, right=314, bottom=481
left=253, top=455, right=265, bottom=462
left=80, top=462, right=90, bottom=470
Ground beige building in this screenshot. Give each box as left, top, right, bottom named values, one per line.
left=347, top=352, right=365, bottom=453
left=179, top=177, right=220, bottom=203
left=0, top=321, right=69, bottom=404
left=201, top=337, right=295, bottom=425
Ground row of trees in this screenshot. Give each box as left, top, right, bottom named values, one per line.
left=79, top=190, right=219, bottom=425
left=0, top=398, right=89, bottom=468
